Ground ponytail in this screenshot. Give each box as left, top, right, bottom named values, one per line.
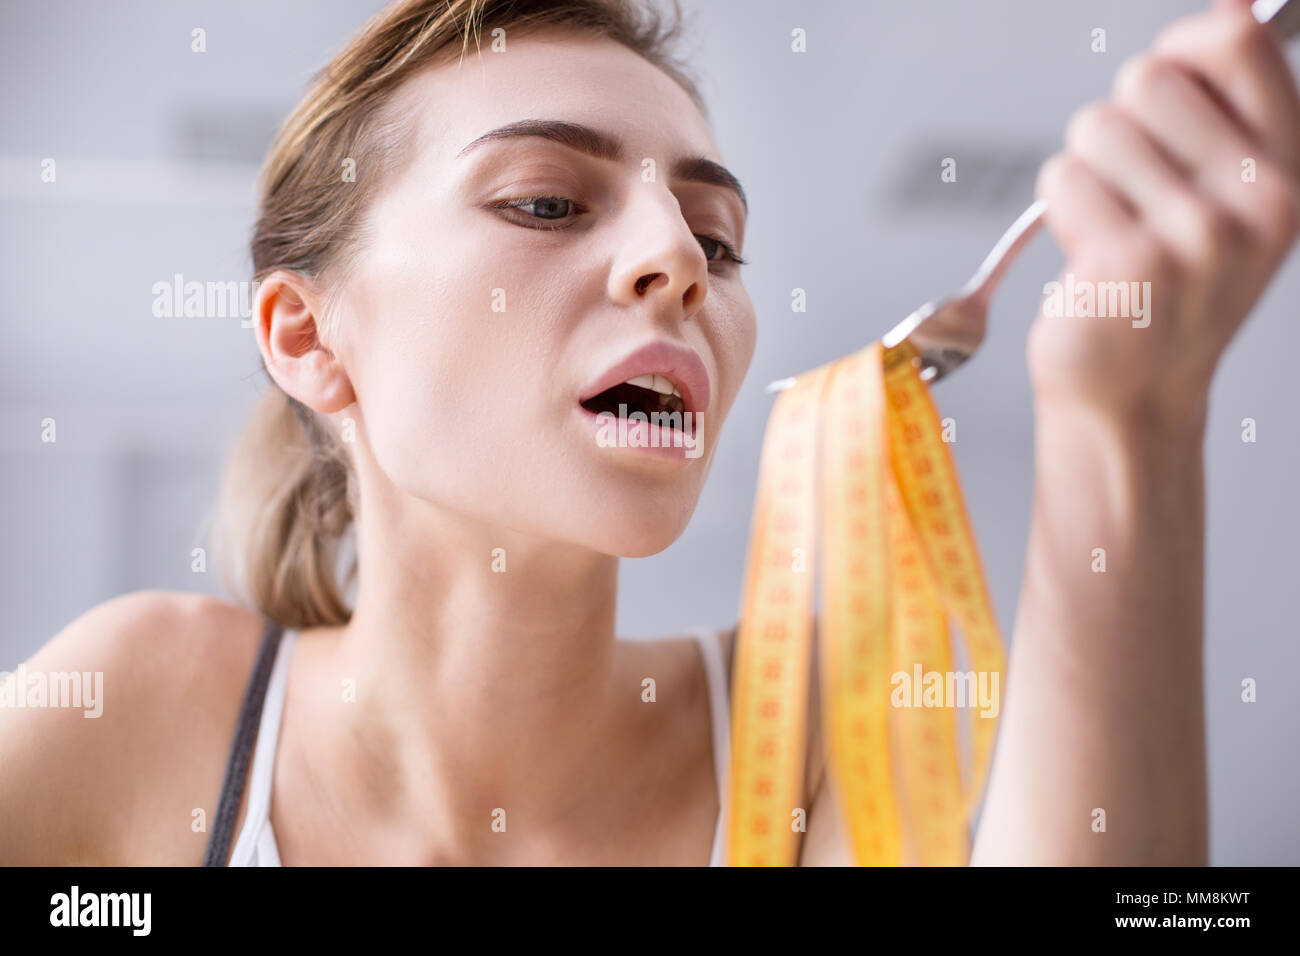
left=215, top=384, right=356, bottom=628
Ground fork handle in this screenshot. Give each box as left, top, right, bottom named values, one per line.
left=767, top=0, right=1300, bottom=396
left=963, top=0, right=1296, bottom=302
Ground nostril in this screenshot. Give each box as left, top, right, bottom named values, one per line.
left=635, top=272, right=661, bottom=294
left=683, top=281, right=703, bottom=312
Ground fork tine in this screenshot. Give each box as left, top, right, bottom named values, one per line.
left=764, top=200, right=1044, bottom=396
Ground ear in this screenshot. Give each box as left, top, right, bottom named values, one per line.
left=254, top=271, right=356, bottom=414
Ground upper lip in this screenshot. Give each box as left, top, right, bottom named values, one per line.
left=579, top=339, right=712, bottom=416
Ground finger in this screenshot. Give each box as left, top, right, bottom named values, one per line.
left=1034, top=151, right=1138, bottom=265
left=1113, top=55, right=1264, bottom=222
left=1063, top=101, right=1234, bottom=266
left=1151, top=8, right=1300, bottom=175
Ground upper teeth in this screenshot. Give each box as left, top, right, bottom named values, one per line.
left=625, top=373, right=682, bottom=399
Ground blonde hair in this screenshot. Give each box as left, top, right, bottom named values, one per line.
left=216, top=0, right=704, bottom=629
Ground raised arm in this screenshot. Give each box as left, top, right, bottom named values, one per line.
left=970, top=0, right=1300, bottom=864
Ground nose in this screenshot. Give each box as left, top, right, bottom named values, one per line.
left=607, top=186, right=708, bottom=319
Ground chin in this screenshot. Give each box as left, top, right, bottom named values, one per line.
left=571, top=493, right=699, bottom=559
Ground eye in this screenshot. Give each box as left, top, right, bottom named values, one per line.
left=493, top=195, right=583, bottom=229
left=494, top=195, right=748, bottom=268
left=695, top=233, right=747, bottom=267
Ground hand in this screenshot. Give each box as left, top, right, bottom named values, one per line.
left=1027, top=0, right=1300, bottom=429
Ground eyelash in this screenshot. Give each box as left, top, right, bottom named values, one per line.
left=492, top=196, right=748, bottom=267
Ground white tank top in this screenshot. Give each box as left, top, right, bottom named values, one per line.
left=228, top=626, right=733, bottom=866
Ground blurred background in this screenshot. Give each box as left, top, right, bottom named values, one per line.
left=1, top=0, right=1296, bottom=862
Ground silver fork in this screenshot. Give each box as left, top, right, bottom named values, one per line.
left=765, top=0, right=1300, bottom=393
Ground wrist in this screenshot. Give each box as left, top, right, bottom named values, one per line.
left=1029, top=390, right=1208, bottom=540
left=1031, top=385, right=1209, bottom=451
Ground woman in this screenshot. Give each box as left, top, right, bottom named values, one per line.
left=2, top=0, right=1297, bottom=865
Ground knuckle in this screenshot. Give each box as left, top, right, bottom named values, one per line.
left=1113, top=54, right=1175, bottom=109
left=1151, top=15, right=1200, bottom=57
left=1064, top=100, right=1119, bottom=152
left=1153, top=10, right=1268, bottom=68
left=1036, top=151, right=1080, bottom=198
left=1221, top=13, right=1268, bottom=63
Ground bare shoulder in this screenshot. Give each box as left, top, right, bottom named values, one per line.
left=0, top=589, right=267, bottom=864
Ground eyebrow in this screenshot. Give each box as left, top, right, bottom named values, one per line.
left=457, top=118, right=748, bottom=214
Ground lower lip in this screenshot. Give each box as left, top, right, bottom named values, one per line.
left=575, top=405, right=701, bottom=462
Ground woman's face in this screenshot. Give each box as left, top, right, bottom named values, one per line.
left=330, top=29, right=757, bottom=556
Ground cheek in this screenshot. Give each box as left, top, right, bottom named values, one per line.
left=363, top=321, right=527, bottom=498
left=339, top=226, right=572, bottom=505
left=711, top=289, right=758, bottom=414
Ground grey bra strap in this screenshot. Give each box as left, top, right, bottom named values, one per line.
left=202, top=619, right=285, bottom=866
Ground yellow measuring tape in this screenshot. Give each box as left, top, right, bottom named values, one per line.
left=727, top=338, right=1005, bottom=866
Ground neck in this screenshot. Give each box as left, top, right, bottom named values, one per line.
left=314, top=457, right=634, bottom=856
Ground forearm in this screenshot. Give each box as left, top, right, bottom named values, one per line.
left=969, top=397, right=1209, bottom=865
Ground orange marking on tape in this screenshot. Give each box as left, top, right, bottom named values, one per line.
left=726, top=340, right=1005, bottom=866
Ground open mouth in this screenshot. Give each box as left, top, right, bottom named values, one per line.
left=580, top=373, right=688, bottom=422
